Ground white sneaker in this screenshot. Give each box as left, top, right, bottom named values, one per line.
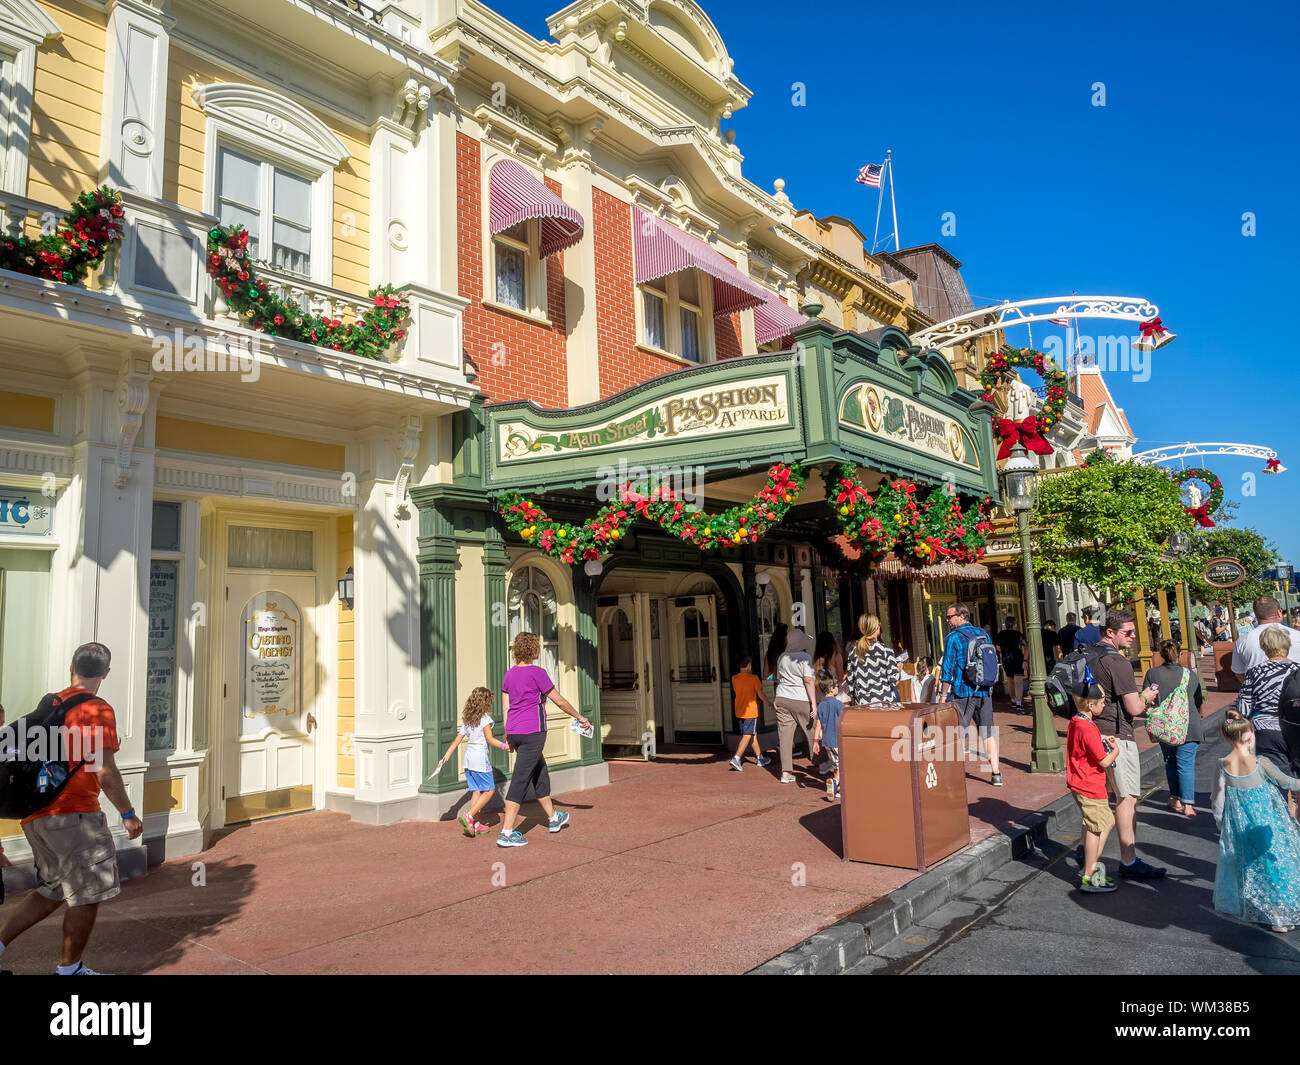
left=729, top=755, right=743, bottom=772
left=59, top=962, right=107, bottom=975
left=779, top=773, right=796, bottom=784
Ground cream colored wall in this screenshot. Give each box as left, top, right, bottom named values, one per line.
left=162, top=46, right=371, bottom=295
left=336, top=514, right=354, bottom=788
left=28, top=0, right=105, bottom=206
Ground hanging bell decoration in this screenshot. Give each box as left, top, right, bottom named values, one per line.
left=1134, top=316, right=1176, bottom=351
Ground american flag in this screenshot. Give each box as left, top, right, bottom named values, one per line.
left=856, top=163, right=884, bottom=188
left=1049, top=317, right=1069, bottom=326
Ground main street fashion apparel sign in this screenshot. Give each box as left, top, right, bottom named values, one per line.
left=839, top=383, right=979, bottom=470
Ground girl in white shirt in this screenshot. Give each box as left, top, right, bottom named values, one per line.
left=434, top=686, right=510, bottom=838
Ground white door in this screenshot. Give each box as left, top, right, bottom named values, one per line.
left=598, top=594, right=653, bottom=745
left=223, top=570, right=318, bottom=824
left=667, top=595, right=723, bottom=738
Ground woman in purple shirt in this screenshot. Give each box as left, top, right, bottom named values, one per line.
left=496, top=631, right=591, bottom=848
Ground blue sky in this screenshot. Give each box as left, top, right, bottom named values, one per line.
left=496, top=0, right=1298, bottom=565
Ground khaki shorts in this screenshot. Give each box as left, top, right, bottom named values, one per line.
left=22, top=811, right=120, bottom=907
left=1073, top=792, right=1115, bottom=835
left=1105, top=737, right=1142, bottom=799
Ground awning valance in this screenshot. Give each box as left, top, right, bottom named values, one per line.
left=489, top=160, right=585, bottom=259
left=753, top=296, right=807, bottom=346
left=632, top=207, right=770, bottom=316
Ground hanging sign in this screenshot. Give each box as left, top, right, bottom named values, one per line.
left=1203, top=556, right=1247, bottom=590
left=241, top=593, right=299, bottom=735
left=839, top=383, right=979, bottom=470
left=497, top=375, right=790, bottom=462
left=0, top=487, right=53, bottom=536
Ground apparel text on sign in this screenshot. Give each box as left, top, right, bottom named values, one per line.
left=838, top=383, right=978, bottom=470
left=498, top=375, right=789, bottom=462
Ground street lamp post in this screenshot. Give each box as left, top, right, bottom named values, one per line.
left=1002, top=443, right=1064, bottom=773
left=1170, top=530, right=1195, bottom=663
left=1279, top=563, right=1294, bottom=626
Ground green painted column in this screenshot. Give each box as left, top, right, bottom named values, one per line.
left=573, top=568, right=603, bottom=766
left=418, top=503, right=459, bottom=795
left=483, top=519, right=510, bottom=775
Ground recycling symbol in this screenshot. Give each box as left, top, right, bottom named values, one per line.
left=924, top=761, right=938, bottom=789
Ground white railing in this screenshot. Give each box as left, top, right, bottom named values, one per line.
left=1, top=191, right=59, bottom=241
left=213, top=262, right=372, bottom=330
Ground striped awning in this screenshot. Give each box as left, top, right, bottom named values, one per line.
left=632, top=207, right=770, bottom=316
left=489, top=160, right=584, bottom=259
left=753, top=296, right=807, bottom=345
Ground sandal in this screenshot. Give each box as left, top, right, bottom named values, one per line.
left=1166, top=798, right=1184, bottom=813
left=1182, top=805, right=1198, bottom=817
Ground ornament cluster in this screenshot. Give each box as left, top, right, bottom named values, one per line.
left=0, top=187, right=124, bottom=285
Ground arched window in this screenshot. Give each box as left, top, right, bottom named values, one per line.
left=508, top=566, right=558, bottom=676
left=757, top=585, right=779, bottom=672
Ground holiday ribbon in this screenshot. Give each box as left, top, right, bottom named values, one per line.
left=1185, top=504, right=1215, bottom=528
left=1140, top=317, right=1165, bottom=338
left=1266, top=457, right=1282, bottom=473
left=995, top=414, right=1054, bottom=460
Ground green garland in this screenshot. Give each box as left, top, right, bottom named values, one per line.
left=205, top=224, right=410, bottom=360
left=0, top=187, right=124, bottom=284
left=496, top=463, right=806, bottom=564
left=829, top=464, right=992, bottom=567
left=978, top=345, right=1069, bottom=435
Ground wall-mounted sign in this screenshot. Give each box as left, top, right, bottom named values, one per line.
left=1203, top=556, right=1247, bottom=590
left=241, top=593, right=299, bottom=736
left=497, top=375, right=790, bottom=462
left=839, top=383, right=978, bottom=470
left=0, top=487, right=53, bottom=536
left=146, top=561, right=178, bottom=751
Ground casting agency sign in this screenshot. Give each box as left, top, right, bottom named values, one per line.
left=241, top=593, right=299, bottom=735
left=1202, top=557, right=1247, bottom=590
left=839, top=383, right=978, bottom=470
left=497, top=375, right=790, bottom=462
left=0, top=487, right=53, bottom=536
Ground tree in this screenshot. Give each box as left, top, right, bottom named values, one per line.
left=1030, top=459, right=1201, bottom=597
left=1186, top=525, right=1280, bottom=609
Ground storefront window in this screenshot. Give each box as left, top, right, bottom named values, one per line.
left=682, top=607, right=711, bottom=680
left=757, top=585, right=778, bottom=671
left=603, top=609, right=635, bottom=689
left=0, top=548, right=51, bottom=716
left=508, top=566, right=558, bottom=676
left=148, top=501, right=183, bottom=753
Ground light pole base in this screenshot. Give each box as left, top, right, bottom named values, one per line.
left=1030, top=747, right=1065, bottom=774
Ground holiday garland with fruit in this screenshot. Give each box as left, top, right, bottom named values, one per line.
left=205, top=224, right=410, bottom=360
left=0, top=187, right=125, bottom=284
left=828, top=464, right=993, bottom=567
left=978, top=346, right=1068, bottom=460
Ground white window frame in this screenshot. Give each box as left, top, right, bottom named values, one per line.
left=193, top=83, right=350, bottom=288
left=490, top=218, right=545, bottom=318
left=636, top=268, right=715, bottom=363
left=215, top=145, right=316, bottom=279
left=0, top=0, right=62, bottom=197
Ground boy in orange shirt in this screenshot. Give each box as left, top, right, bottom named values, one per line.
left=730, top=656, right=772, bottom=772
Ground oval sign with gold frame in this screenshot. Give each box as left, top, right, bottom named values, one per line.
left=1203, top=556, right=1247, bottom=590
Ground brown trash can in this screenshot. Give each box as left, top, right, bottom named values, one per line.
left=839, top=702, right=970, bottom=871
left=1213, top=640, right=1240, bottom=692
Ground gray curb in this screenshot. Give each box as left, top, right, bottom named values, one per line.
left=749, top=707, right=1228, bottom=975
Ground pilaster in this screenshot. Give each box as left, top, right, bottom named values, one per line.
left=573, top=567, right=602, bottom=766
left=482, top=518, right=508, bottom=773
left=99, top=0, right=174, bottom=197
left=417, top=501, right=458, bottom=794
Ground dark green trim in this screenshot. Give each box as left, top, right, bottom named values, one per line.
left=418, top=503, right=459, bottom=795
left=483, top=520, right=509, bottom=775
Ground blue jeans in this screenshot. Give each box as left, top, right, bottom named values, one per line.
left=1161, top=741, right=1198, bottom=804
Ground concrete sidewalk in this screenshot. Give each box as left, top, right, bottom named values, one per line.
left=0, top=683, right=1221, bottom=975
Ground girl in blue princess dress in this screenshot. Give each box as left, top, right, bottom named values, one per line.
left=1212, top=710, right=1300, bottom=933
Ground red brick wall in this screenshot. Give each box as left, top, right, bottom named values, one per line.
left=592, top=187, right=683, bottom=399
left=715, top=312, right=742, bottom=360
left=457, top=133, right=568, bottom=408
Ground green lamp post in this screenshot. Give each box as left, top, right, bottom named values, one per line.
left=1002, top=443, right=1064, bottom=773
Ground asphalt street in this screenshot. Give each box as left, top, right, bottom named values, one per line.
left=850, top=726, right=1300, bottom=975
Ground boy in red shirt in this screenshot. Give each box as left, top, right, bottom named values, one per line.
left=1068, top=681, right=1121, bottom=893
left=730, top=657, right=772, bottom=771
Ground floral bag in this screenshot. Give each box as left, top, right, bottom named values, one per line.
left=1147, top=667, right=1190, bottom=745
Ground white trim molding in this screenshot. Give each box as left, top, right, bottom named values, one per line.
left=0, top=0, right=62, bottom=196
left=99, top=0, right=171, bottom=197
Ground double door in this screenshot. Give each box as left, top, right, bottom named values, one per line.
left=598, top=592, right=723, bottom=745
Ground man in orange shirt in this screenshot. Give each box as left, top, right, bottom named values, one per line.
left=0, top=643, right=143, bottom=975
left=729, top=656, right=773, bottom=771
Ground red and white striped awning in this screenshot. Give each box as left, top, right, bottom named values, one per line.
left=753, top=296, right=806, bottom=346
left=632, top=207, right=770, bottom=316
left=489, top=160, right=584, bottom=259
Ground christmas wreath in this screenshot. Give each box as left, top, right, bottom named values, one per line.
left=1173, top=467, right=1223, bottom=528
left=0, top=187, right=125, bottom=285
left=829, top=464, right=992, bottom=567
left=496, top=463, right=806, bottom=564
left=205, top=225, right=410, bottom=360
left=978, top=346, right=1068, bottom=460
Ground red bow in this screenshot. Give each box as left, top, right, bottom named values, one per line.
left=1186, top=504, right=1215, bottom=528
left=996, top=415, right=1054, bottom=460
left=1266, top=458, right=1281, bottom=472
left=1140, top=317, right=1165, bottom=338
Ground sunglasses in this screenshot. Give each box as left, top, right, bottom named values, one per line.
left=1117, top=628, right=1136, bottom=637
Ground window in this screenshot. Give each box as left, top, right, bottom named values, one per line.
left=494, top=221, right=528, bottom=310
left=0, top=1, right=60, bottom=197
left=639, top=268, right=714, bottom=362
left=682, top=607, right=711, bottom=680
left=0, top=49, right=15, bottom=190
left=147, top=502, right=183, bottom=754
left=217, top=146, right=313, bottom=276
left=228, top=526, right=314, bottom=570
left=602, top=608, right=636, bottom=690
left=0, top=548, right=51, bottom=717
left=508, top=566, right=559, bottom=677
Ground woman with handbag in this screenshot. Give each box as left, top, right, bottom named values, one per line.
left=1143, top=639, right=1205, bottom=816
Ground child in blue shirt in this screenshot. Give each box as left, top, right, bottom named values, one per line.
left=813, top=668, right=846, bottom=801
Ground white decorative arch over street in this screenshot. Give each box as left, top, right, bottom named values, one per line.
left=911, top=295, right=1161, bottom=352
left=1133, top=443, right=1283, bottom=468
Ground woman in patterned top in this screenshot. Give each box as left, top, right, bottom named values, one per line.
left=1239, top=626, right=1300, bottom=811
left=845, top=614, right=900, bottom=705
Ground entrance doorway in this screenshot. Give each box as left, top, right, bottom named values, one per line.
left=213, top=512, right=332, bottom=826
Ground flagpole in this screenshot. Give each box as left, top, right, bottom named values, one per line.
left=887, top=149, right=900, bottom=252
left=872, top=164, right=886, bottom=252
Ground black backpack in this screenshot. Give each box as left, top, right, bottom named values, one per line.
left=0, top=692, right=94, bottom=819
left=1046, top=645, right=1116, bottom=716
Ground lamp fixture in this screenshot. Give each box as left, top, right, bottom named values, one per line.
left=338, top=566, right=355, bottom=610
left=1000, top=447, right=1038, bottom=513
left=584, top=559, right=603, bottom=577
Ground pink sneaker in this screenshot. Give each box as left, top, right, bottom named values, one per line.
left=473, top=821, right=490, bottom=834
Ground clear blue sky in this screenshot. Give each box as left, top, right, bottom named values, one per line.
left=495, top=0, right=1299, bottom=567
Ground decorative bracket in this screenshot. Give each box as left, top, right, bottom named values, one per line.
left=392, top=413, right=423, bottom=517
left=114, top=356, right=153, bottom=488
left=396, top=78, right=433, bottom=133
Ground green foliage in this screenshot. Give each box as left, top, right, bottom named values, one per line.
left=1031, top=459, right=1200, bottom=596
left=1187, top=525, right=1280, bottom=607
